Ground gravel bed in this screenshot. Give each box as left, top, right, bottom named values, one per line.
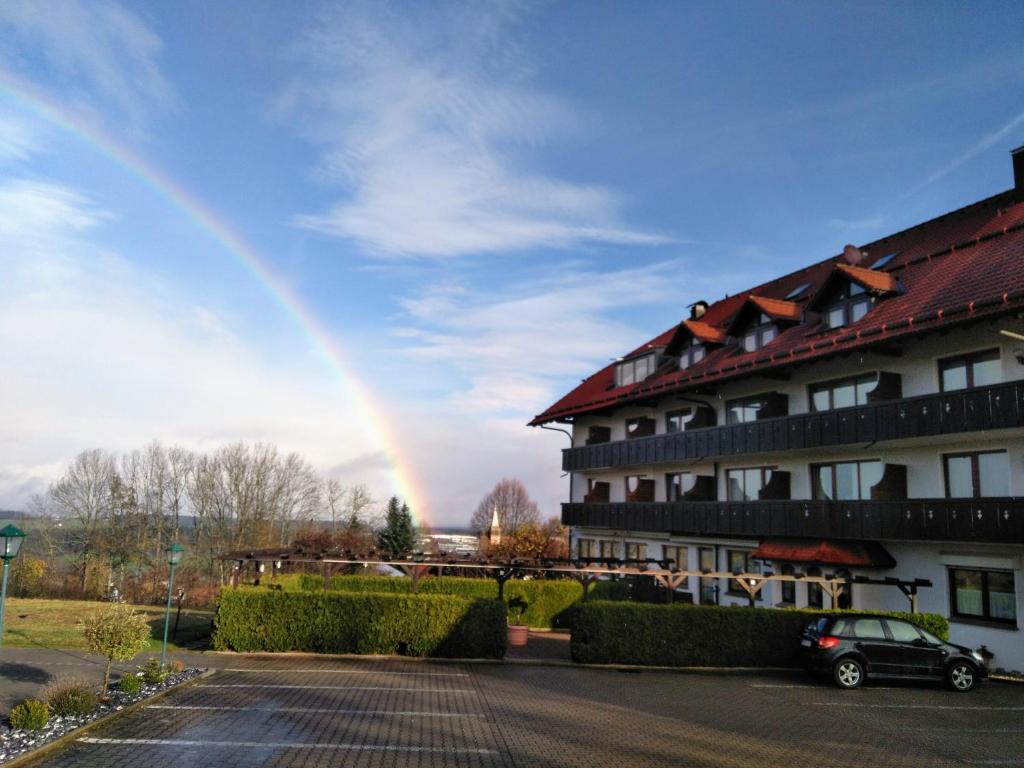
left=0, top=668, right=204, bottom=764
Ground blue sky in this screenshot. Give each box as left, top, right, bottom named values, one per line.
left=1, top=0, right=1022, bottom=524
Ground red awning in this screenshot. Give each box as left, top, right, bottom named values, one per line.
left=751, top=539, right=895, bottom=569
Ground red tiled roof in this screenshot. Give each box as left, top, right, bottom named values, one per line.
left=530, top=189, right=1024, bottom=425
left=748, top=295, right=803, bottom=321
left=751, top=539, right=896, bottom=569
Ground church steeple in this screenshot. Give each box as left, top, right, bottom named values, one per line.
left=489, top=506, right=501, bottom=545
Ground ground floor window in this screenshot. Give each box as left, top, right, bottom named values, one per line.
left=599, top=540, right=619, bottom=562
left=779, top=564, right=796, bottom=605
left=726, top=550, right=762, bottom=600
left=949, top=567, right=1017, bottom=625
left=699, top=546, right=716, bottom=604
left=663, top=544, right=688, bottom=570
left=625, top=542, right=648, bottom=563
left=807, top=566, right=824, bottom=608
left=577, top=538, right=596, bottom=559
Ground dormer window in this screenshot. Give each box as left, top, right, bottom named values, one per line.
left=615, top=352, right=659, bottom=387
left=741, top=313, right=777, bottom=352
left=823, top=282, right=872, bottom=329
left=680, top=341, right=706, bottom=368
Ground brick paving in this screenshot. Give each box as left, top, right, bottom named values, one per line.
left=10, top=653, right=1024, bottom=768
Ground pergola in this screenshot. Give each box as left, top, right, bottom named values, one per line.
left=219, top=547, right=932, bottom=612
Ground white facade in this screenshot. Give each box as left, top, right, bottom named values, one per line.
left=567, top=322, right=1024, bottom=673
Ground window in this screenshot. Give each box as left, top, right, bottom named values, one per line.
left=785, top=282, right=812, bottom=300
left=625, top=475, right=655, bottom=502
left=944, top=451, right=1010, bottom=498
left=576, top=539, right=596, bottom=559
left=726, top=396, right=767, bottom=424
left=739, top=313, right=777, bottom=352
left=598, top=540, right=618, bottom=561
left=850, top=618, right=887, bottom=639
left=666, top=472, right=697, bottom=501
left=663, top=544, right=688, bottom=571
left=869, top=252, right=898, bottom=270
left=779, top=564, right=795, bottom=605
left=887, top=620, right=923, bottom=643
left=939, top=348, right=1001, bottom=392
left=812, top=460, right=883, bottom=501
left=625, top=416, right=655, bottom=439
left=807, top=566, right=823, bottom=608
left=584, top=479, right=610, bottom=503
left=823, top=282, right=872, bottom=329
left=616, top=353, right=658, bottom=386
left=809, top=374, right=876, bottom=412
left=726, top=467, right=774, bottom=501
left=625, top=542, right=648, bottom=563
left=698, top=547, right=716, bottom=605
left=666, top=408, right=693, bottom=433
left=949, top=567, right=1017, bottom=625
left=585, top=425, right=611, bottom=445
left=727, top=550, right=762, bottom=599
left=679, top=342, right=706, bottom=369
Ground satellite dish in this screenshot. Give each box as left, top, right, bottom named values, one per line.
left=842, top=244, right=864, bottom=264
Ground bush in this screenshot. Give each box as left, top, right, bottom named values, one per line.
left=117, top=674, right=142, bottom=694
left=570, top=602, right=950, bottom=667
left=140, top=658, right=168, bottom=685
left=41, top=678, right=97, bottom=717
left=274, top=574, right=583, bottom=629
left=9, top=699, right=50, bottom=731
left=213, top=589, right=506, bottom=658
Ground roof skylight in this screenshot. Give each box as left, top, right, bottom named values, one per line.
left=870, top=252, right=898, bottom=270
left=784, top=282, right=812, bottom=300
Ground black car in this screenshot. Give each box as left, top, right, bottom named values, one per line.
left=799, top=614, right=987, bottom=692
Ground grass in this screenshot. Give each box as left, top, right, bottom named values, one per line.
left=1, top=598, right=214, bottom=652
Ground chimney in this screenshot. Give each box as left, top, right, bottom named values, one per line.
left=689, top=300, right=709, bottom=320
left=1013, top=144, right=1024, bottom=191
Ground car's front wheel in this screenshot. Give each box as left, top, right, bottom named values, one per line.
left=947, top=661, right=978, bottom=692
left=833, top=658, right=864, bottom=689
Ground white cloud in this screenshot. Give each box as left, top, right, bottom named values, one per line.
left=0, top=177, right=395, bottom=510
left=283, top=2, right=667, bottom=257
left=0, top=114, right=40, bottom=162
left=0, top=0, right=175, bottom=132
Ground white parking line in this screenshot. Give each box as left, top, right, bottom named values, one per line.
left=197, top=684, right=472, bottom=692
left=219, top=669, right=469, bottom=677
left=816, top=703, right=1024, bottom=710
left=78, top=738, right=495, bottom=754
left=147, top=705, right=485, bottom=717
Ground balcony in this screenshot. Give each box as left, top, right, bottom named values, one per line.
left=562, top=379, right=1024, bottom=472
left=561, top=497, right=1024, bottom=544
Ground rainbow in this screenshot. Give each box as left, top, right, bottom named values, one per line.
left=0, top=69, right=428, bottom=524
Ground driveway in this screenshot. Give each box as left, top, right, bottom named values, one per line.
left=12, top=655, right=1024, bottom=767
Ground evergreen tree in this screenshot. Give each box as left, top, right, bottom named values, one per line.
left=377, top=496, right=417, bottom=557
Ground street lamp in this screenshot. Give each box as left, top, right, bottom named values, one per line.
left=0, top=524, right=27, bottom=649
left=160, top=543, right=185, bottom=669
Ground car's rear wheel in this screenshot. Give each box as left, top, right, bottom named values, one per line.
left=833, top=658, right=864, bottom=689
left=947, top=661, right=978, bottom=692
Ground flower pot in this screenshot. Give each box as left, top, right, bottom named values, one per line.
left=507, top=624, right=529, bottom=647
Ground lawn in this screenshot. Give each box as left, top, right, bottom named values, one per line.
left=1, top=598, right=214, bottom=652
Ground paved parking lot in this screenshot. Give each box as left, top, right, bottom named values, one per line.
left=20, top=656, right=1024, bottom=768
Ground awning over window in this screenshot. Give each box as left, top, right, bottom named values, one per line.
left=751, top=538, right=895, bottom=569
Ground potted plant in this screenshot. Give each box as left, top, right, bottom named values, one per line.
left=506, top=596, right=529, bottom=647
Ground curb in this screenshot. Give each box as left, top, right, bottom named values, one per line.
left=3, top=669, right=215, bottom=768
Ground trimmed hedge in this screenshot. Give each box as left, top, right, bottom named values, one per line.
left=275, top=574, right=589, bottom=629
left=213, top=589, right=506, bottom=658
left=570, top=602, right=950, bottom=667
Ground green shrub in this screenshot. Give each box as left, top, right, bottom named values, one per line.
left=270, top=574, right=583, bottom=629
left=570, top=602, right=950, bottom=667
left=213, top=589, right=506, bottom=658
left=9, top=699, right=50, bottom=731
left=41, top=678, right=97, bottom=716
left=588, top=580, right=631, bottom=601
left=140, top=658, right=168, bottom=685
left=117, top=674, right=142, bottom=694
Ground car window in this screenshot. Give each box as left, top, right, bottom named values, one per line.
left=918, top=628, right=943, bottom=645
left=830, top=618, right=852, bottom=637
left=851, top=618, right=887, bottom=639
left=886, top=620, right=922, bottom=643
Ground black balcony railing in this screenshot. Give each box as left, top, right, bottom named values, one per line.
left=561, top=497, right=1024, bottom=544
left=562, top=380, right=1024, bottom=472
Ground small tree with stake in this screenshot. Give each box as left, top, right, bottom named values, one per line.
left=83, top=603, right=151, bottom=698
left=377, top=497, right=417, bottom=558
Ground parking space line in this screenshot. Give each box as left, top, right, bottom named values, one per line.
left=147, top=705, right=486, bottom=717
left=815, top=703, right=1024, bottom=710
left=197, top=684, right=472, bottom=692
left=78, top=738, right=496, bottom=754
left=219, top=669, right=469, bottom=676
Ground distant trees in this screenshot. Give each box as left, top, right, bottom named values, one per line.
left=470, top=478, right=540, bottom=535
left=377, top=496, right=416, bottom=558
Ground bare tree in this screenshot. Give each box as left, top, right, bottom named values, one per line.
left=50, top=449, right=116, bottom=592
left=470, top=478, right=541, bottom=535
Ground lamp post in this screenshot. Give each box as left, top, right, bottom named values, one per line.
left=160, top=543, right=184, bottom=669
left=0, top=524, right=27, bottom=649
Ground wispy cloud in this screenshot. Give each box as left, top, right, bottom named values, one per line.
left=0, top=0, right=176, bottom=132
left=283, top=1, right=667, bottom=257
